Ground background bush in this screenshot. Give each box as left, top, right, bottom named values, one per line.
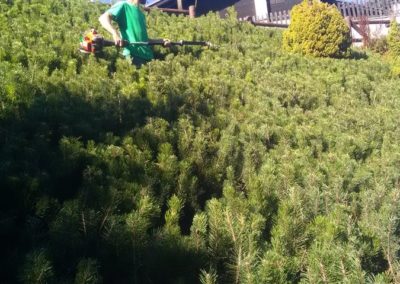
left=1, top=0, right=400, bottom=283
left=369, top=37, right=389, bottom=54
left=283, top=0, right=351, bottom=57
left=387, top=20, right=400, bottom=57
left=387, top=21, right=400, bottom=76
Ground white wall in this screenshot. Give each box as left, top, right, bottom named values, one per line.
left=254, top=0, right=269, bottom=19
left=394, top=4, right=400, bottom=23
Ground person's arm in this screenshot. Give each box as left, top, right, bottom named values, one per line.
left=99, top=12, right=122, bottom=46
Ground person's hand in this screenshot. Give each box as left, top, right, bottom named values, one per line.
left=112, top=32, right=123, bottom=47
left=163, top=38, right=171, bottom=47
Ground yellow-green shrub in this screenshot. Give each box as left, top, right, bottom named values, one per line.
left=387, top=21, right=400, bottom=57
left=387, top=21, right=400, bottom=76
left=283, top=0, right=351, bottom=57
left=390, top=57, right=400, bottom=77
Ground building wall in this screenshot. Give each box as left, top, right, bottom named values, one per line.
left=268, top=0, right=302, bottom=13
left=254, top=0, right=269, bottom=17
left=233, top=0, right=256, bottom=18
left=196, top=0, right=255, bottom=18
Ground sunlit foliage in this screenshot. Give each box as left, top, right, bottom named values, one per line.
left=1, top=0, right=400, bottom=283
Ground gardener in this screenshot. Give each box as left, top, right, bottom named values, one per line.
left=99, top=0, right=169, bottom=67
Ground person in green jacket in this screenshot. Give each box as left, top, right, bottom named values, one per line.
left=99, top=0, right=168, bottom=67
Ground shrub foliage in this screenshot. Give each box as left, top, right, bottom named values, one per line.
left=1, top=0, right=400, bottom=283
left=388, top=20, right=400, bottom=57
left=387, top=21, right=400, bottom=76
left=283, top=0, right=351, bottom=57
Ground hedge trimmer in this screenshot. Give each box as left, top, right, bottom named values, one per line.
left=79, top=29, right=214, bottom=54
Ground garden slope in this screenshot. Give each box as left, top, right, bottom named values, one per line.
left=1, top=0, right=400, bottom=283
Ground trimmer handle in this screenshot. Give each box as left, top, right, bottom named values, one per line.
left=101, top=39, right=116, bottom=47
left=101, top=39, right=131, bottom=47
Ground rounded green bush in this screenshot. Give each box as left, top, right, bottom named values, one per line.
left=283, top=0, right=351, bottom=57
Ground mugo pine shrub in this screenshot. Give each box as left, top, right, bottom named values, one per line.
left=387, top=20, right=400, bottom=57
left=283, top=0, right=351, bottom=57
left=387, top=21, right=400, bottom=76
left=3, top=0, right=400, bottom=282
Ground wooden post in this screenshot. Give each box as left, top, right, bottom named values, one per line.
left=355, top=0, right=360, bottom=18
left=367, top=1, right=371, bottom=17
left=283, top=10, right=288, bottom=25
left=382, top=0, right=387, bottom=14
left=338, top=2, right=344, bottom=17
left=377, top=0, right=383, bottom=16
left=344, top=16, right=353, bottom=43
left=350, top=2, right=355, bottom=17
left=344, top=2, right=349, bottom=17
left=177, top=0, right=182, bottom=10
left=189, top=5, right=196, bottom=18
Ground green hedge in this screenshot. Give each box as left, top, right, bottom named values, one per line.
left=1, top=1, right=400, bottom=283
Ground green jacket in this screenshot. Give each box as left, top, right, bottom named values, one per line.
left=107, top=1, right=154, bottom=60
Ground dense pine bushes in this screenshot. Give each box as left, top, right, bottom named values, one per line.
left=388, top=21, right=400, bottom=76
left=1, top=0, right=400, bottom=283
left=388, top=21, right=400, bottom=57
